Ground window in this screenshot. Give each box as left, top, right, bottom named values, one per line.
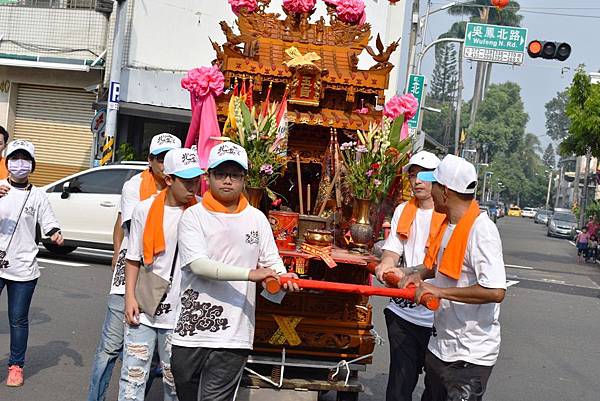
left=50, top=169, right=132, bottom=194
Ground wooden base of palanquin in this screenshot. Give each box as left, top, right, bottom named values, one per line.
left=254, top=248, right=378, bottom=363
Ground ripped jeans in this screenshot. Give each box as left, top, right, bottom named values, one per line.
left=117, top=324, right=177, bottom=401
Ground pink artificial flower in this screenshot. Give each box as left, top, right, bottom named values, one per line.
left=283, top=0, right=317, bottom=14
left=181, top=65, right=225, bottom=98
left=335, top=0, right=366, bottom=24
left=383, top=93, right=419, bottom=120
left=228, top=0, right=258, bottom=15
left=374, top=179, right=382, bottom=187
left=366, top=169, right=374, bottom=178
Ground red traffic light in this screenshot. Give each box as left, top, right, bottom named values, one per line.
left=527, top=40, right=571, bottom=61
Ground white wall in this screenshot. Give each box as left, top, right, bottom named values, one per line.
left=123, top=0, right=406, bottom=108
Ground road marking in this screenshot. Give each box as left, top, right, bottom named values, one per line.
left=505, top=264, right=534, bottom=270
left=78, top=247, right=114, bottom=254
left=569, top=241, right=576, bottom=247
left=37, top=258, right=89, bottom=267
left=506, top=280, right=520, bottom=287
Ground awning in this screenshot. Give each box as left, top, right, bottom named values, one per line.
left=94, top=101, right=191, bottom=123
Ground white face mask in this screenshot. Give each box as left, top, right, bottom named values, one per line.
left=8, top=159, right=33, bottom=179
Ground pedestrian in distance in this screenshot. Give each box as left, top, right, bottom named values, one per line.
left=87, top=133, right=181, bottom=401
left=0, top=139, right=63, bottom=387
left=400, top=155, right=507, bottom=401
left=586, top=234, right=598, bottom=263
left=169, top=142, right=300, bottom=401
left=119, top=148, right=204, bottom=401
left=374, top=151, right=446, bottom=401
left=0, top=125, right=9, bottom=180
left=576, top=227, right=589, bottom=264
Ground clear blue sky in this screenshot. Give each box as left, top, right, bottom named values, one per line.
left=395, top=0, right=600, bottom=151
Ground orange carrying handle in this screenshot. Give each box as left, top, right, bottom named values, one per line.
left=365, top=261, right=440, bottom=311
left=264, top=275, right=440, bottom=311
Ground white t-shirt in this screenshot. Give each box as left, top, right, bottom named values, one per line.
left=0, top=180, right=59, bottom=282
left=126, top=198, right=184, bottom=329
left=382, top=202, right=435, bottom=328
left=428, top=213, right=507, bottom=366
left=171, top=203, right=286, bottom=349
left=110, top=172, right=157, bottom=295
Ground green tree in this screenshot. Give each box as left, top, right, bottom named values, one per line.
left=544, top=90, right=570, bottom=142
left=429, top=43, right=458, bottom=103
left=560, top=67, right=600, bottom=158
left=542, top=143, right=556, bottom=169
left=469, top=82, right=529, bottom=159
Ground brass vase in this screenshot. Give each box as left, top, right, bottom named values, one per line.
left=246, top=187, right=264, bottom=209
left=350, top=198, right=373, bottom=251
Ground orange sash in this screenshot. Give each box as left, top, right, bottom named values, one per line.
left=139, top=168, right=159, bottom=200
left=423, top=200, right=480, bottom=280
left=202, top=191, right=248, bottom=214
left=396, top=198, right=446, bottom=246
left=0, top=158, right=8, bottom=180
left=142, top=189, right=197, bottom=265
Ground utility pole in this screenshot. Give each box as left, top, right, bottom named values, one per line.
left=454, top=42, right=463, bottom=156
left=554, top=163, right=564, bottom=210
left=102, top=0, right=127, bottom=165
left=580, top=149, right=593, bottom=227
left=405, top=0, right=421, bottom=88
left=545, top=170, right=553, bottom=210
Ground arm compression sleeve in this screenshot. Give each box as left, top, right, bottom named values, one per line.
left=189, top=258, right=250, bottom=281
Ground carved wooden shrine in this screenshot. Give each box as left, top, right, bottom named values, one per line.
left=211, top=2, right=398, bottom=364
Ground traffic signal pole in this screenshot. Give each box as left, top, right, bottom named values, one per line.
left=103, top=0, right=127, bottom=165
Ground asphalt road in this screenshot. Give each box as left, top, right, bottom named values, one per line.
left=1, top=217, right=599, bottom=401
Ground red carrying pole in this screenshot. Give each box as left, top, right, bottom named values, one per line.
left=266, top=276, right=440, bottom=311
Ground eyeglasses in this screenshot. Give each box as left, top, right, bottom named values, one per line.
left=211, top=171, right=245, bottom=182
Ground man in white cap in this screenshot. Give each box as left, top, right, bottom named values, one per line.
left=88, top=133, right=181, bottom=401
left=401, top=154, right=506, bottom=401
left=118, top=147, right=204, bottom=401
left=170, top=142, right=298, bottom=401
left=375, top=151, right=446, bottom=401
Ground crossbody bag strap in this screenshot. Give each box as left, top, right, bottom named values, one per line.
left=3, top=185, right=33, bottom=253
left=168, top=245, right=179, bottom=286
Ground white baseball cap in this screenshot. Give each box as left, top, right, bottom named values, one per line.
left=149, top=133, right=181, bottom=155
left=163, top=148, right=205, bottom=179
left=207, top=142, right=248, bottom=170
left=417, top=154, right=478, bottom=194
left=403, top=151, right=440, bottom=173
left=6, top=139, right=35, bottom=160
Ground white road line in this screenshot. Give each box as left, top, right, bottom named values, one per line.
left=37, top=258, right=89, bottom=267
left=505, top=264, right=534, bottom=270
left=72, top=250, right=113, bottom=258
left=569, top=241, right=576, bottom=247
left=506, top=280, right=520, bottom=287
left=78, top=247, right=114, bottom=254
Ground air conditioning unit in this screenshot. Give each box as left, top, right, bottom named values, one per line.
left=95, top=0, right=114, bottom=14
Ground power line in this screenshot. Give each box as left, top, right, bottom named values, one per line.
left=432, top=2, right=600, bottom=19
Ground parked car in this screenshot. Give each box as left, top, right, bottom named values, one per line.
left=507, top=206, right=522, bottom=217
left=479, top=205, right=497, bottom=223
left=40, top=162, right=148, bottom=254
left=534, top=209, right=552, bottom=225
left=547, top=211, right=578, bottom=239
left=521, top=207, right=536, bottom=218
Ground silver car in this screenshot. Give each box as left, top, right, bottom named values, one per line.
left=547, top=212, right=578, bottom=239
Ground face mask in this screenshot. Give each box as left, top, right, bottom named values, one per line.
left=8, top=159, right=33, bottom=179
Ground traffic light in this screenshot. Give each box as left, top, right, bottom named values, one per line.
left=527, top=40, right=572, bottom=61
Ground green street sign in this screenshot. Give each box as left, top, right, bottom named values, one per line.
left=464, top=23, right=528, bottom=65
left=407, top=74, right=425, bottom=130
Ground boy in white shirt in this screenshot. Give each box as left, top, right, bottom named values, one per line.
left=375, top=151, right=444, bottom=401
left=88, top=133, right=181, bottom=401
left=0, top=140, right=63, bottom=387
left=170, top=142, right=298, bottom=401
left=118, top=148, right=202, bottom=401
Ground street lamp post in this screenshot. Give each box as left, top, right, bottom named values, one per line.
left=480, top=171, right=493, bottom=204
left=545, top=170, right=553, bottom=210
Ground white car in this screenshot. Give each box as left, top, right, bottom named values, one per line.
left=521, top=207, right=537, bottom=218
left=40, top=162, right=147, bottom=254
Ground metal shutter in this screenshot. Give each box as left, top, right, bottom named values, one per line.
left=13, top=84, right=96, bottom=186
